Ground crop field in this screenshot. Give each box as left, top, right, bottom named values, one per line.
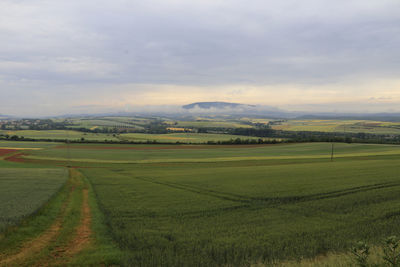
left=271, top=119, right=400, bottom=134
left=172, top=120, right=253, bottom=128
left=118, top=132, right=269, bottom=143
left=68, top=118, right=146, bottom=130
left=0, top=168, right=67, bottom=233
left=83, top=158, right=400, bottom=266
left=0, top=130, right=121, bottom=142
left=0, top=140, right=59, bottom=149
left=22, top=142, right=400, bottom=164
left=2, top=142, right=400, bottom=266
left=1, top=130, right=268, bottom=143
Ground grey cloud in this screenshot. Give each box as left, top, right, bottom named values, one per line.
left=0, top=0, right=400, bottom=115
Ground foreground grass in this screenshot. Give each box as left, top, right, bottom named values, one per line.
left=0, top=168, right=122, bottom=266
left=3, top=142, right=400, bottom=266
left=78, top=143, right=400, bottom=266
left=275, top=245, right=389, bottom=267
left=68, top=170, right=122, bottom=266
left=0, top=174, right=69, bottom=257
left=0, top=168, right=67, bottom=233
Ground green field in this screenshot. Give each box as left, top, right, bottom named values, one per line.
left=0, top=130, right=121, bottom=141
left=0, top=168, right=67, bottom=232
left=24, top=142, right=400, bottom=164
left=67, top=117, right=146, bottom=130
left=272, top=119, right=400, bottom=135
left=2, top=142, right=400, bottom=266
left=172, top=120, right=253, bottom=128
left=117, top=132, right=272, bottom=143
left=0, top=140, right=60, bottom=149
left=0, top=130, right=270, bottom=143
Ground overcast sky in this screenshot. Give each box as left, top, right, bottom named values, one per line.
left=1, top=0, right=399, bottom=116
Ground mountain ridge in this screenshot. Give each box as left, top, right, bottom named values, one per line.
left=182, top=101, right=256, bottom=110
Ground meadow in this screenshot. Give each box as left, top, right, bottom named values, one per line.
left=2, top=141, right=400, bottom=266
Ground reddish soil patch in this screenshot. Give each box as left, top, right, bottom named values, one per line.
left=55, top=144, right=280, bottom=150
left=4, top=153, right=28, bottom=163
left=3, top=152, right=99, bottom=168
left=0, top=149, right=17, bottom=156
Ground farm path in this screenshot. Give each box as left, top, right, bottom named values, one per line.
left=0, top=168, right=93, bottom=267
left=0, top=171, right=74, bottom=266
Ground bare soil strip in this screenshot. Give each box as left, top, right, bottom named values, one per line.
left=0, top=149, right=18, bottom=157
left=4, top=153, right=28, bottom=163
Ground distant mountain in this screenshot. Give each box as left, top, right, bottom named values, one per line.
left=182, top=102, right=255, bottom=110
left=180, top=101, right=295, bottom=118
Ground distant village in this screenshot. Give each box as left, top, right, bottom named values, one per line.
left=0, top=119, right=65, bottom=130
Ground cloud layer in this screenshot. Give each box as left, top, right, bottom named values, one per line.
left=1, top=0, right=399, bottom=115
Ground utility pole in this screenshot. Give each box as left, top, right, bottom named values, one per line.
left=331, top=143, right=334, bottom=161
left=66, top=126, right=71, bottom=168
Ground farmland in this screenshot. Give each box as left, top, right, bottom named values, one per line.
left=0, top=130, right=271, bottom=143
left=0, top=168, right=67, bottom=233
left=1, top=141, right=400, bottom=266
left=0, top=130, right=121, bottom=142
left=117, top=132, right=272, bottom=143
left=271, top=119, right=400, bottom=135
left=4, top=116, right=400, bottom=149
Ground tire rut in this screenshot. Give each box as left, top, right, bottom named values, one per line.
left=0, top=179, right=74, bottom=266
left=37, top=170, right=93, bottom=266
left=0, top=169, right=93, bottom=267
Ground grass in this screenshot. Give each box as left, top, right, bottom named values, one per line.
left=1, top=130, right=270, bottom=143
left=3, top=141, right=400, bottom=266
left=69, top=171, right=123, bottom=266
left=119, top=132, right=265, bottom=143
left=65, top=142, right=400, bottom=266
left=0, top=168, right=71, bottom=262
left=0, top=168, right=67, bottom=233
left=68, top=116, right=151, bottom=129
left=0, top=167, right=122, bottom=266
left=0, top=140, right=60, bottom=149
left=0, top=130, right=121, bottom=141
left=271, top=119, right=400, bottom=135
left=24, top=143, right=400, bottom=163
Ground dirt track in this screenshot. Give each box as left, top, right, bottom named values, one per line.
left=0, top=169, right=93, bottom=267
left=0, top=177, right=73, bottom=266
left=42, top=187, right=92, bottom=266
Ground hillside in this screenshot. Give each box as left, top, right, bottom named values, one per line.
left=182, top=102, right=256, bottom=110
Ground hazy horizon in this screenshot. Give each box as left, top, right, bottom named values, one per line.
left=1, top=0, right=399, bottom=116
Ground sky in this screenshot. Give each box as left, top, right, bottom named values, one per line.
left=0, top=0, right=399, bottom=116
